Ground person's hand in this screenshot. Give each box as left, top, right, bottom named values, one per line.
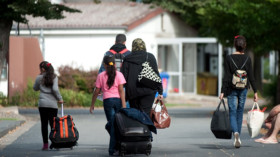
left=58, top=100, right=64, bottom=104
left=219, top=93, right=224, bottom=100
left=254, top=93, right=258, bottom=102
left=89, top=105, right=94, bottom=114
left=157, top=94, right=163, bottom=101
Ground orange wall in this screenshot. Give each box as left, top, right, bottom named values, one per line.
left=9, top=36, right=43, bottom=97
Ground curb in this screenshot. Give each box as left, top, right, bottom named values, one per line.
left=0, top=120, right=26, bottom=139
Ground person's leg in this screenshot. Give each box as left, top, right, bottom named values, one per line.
left=47, top=108, right=58, bottom=132
left=227, top=90, right=238, bottom=133
left=236, top=89, right=247, bottom=134
left=255, top=115, right=276, bottom=142
left=262, top=113, right=280, bottom=143
left=139, top=93, right=156, bottom=116
left=38, top=107, right=49, bottom=150
left=109, top=98, right=122, bottom=155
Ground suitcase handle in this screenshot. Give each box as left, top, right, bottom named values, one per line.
left=61, top=103, right=64, bottom=117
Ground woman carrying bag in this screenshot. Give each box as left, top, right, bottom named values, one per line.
left=219, top=35, right=258, bottom=148
left=121, top=38, right=163, bottom=116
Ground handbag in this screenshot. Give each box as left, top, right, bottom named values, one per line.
left=138, top=53, right=162, bottom=89
left=210, top=99, right=232, bottom=139
left=150, top=99, right=171, bottom=129
left=247, top=102, right=266, bottom=138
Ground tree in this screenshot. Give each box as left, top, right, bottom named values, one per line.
left=135, top=0, right=280, bottom=104
left=0, top=0, right=80, bottom=79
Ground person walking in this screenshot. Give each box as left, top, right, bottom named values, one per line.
left=90, top=55, right=126, bottom=156
left=33, top=61, right=63, bottom=150
left=98, top=34, right=131, bottom=73
left=121, top=38, right=163, bottom=116
left=219, top=35, right=258, bottom=148
left=255, top=104, right=280, bottom=144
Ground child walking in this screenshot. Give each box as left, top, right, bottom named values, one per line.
left=33, top=61, right=63, bottom=150
left=90, top=55, right=126, bottom=156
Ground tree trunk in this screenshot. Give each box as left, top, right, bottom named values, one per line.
left=276, top=50, right=280, bottom=105
left=0, top=19, right=12, bottom=79
left=254, top=55, right=263, bottom=92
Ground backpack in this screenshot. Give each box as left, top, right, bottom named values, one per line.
left=109, top=48, right=128, bottom=71
left=230, top=55, right=249, bottom=89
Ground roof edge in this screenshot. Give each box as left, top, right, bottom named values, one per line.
left=126, top=8, right=164, bottom=31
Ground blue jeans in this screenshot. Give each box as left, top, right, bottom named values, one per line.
left=103, top=98, right=122, bottom=155
left=227, top=88, right=248, bottom=135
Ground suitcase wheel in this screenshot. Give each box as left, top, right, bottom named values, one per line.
left=146, top=153, right=150, bottom=156
left=120, top=152, right=125, bottom=157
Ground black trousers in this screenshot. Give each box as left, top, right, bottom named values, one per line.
left=129, top=93, right=156, bottom=116
left=38, top=107, right=58, bottom=144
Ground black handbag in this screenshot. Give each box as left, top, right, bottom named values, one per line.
left=138, top=53, right=161, bottom=89
left=210, top=99, right=232, bottom=139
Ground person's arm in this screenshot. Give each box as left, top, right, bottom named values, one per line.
left=90, top=87, right=100, bottom=114
left=33, top=75, right=41, bottom=91
left=52, top=77, right=63, bottom=103
left=219, top=55, right=231, bottom=99
left=120, top=60, right=128, bottom=88
left=148, top=53, right=163, bottom=96
left=247, top=57, right=258, bottom=102
left=118, top=84, right=126, bottom=108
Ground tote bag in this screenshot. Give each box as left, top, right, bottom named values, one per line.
left=210, top=99, right=232, bottom=139
left=150, top=100, right=171, bottom=129
left=247, top=102, right=266, bottom=138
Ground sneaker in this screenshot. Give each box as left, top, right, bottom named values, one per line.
left=234, top=132, right=241, bottom=148
left=42, top=143, right=48, bottom=151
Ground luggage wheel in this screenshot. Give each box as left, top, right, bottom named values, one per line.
left=146, top=153, right=150, bottom=156
left=120, top=153, right=125, bottom=157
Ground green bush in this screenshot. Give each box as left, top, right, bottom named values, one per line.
left=263, top=75, right=277, bottom=106
left=58, top=66, right=98, bottom=94
left=0, top=92, right=8, bottom=106
left=8, top=79, right=103, bottom=107
left=9, top=79, right=39, bottom=107
left=60, top=88, right=102, bottom=107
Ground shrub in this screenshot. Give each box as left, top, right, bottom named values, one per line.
left=9, top=79, right=39, bottom=107
left=263, top=75, right=277, bottom=106
left=60, top=88, right=102, bottom=107
left=58, top=66, right=98, bottom=94
left=0, top=92, right=8, bottom=106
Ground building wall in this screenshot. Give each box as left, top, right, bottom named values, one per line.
left=9, top=36, right=43, bottom=97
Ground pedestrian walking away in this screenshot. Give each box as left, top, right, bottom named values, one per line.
left=219, top=35, right=258, bottom=148
left=33, top=61, right=64, bottom=150
left=121, top=38, right=163, bottom=116
left=98, top=34, right=131, bottom=73
left=255, top=104, right=280, bottom=144
left=90, top=55, right=126, bottom=156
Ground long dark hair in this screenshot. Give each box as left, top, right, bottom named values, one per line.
left=103, top=55, right=116, bottom=89
left=39, top=61, right=56, bottom=87
left=234, top=35, right=246, bottom=52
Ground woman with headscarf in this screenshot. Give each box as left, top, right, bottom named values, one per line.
left=121, top=38, right=163, bottom=116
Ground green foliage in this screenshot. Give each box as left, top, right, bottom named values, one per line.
left=9, top=79, right=39, bottom=106
left=0, top=92, right=8, bottom=106
left=57, top=65, right=98, bottom=94
left=7, top=79, right=102, bottom=107
left=263, top=75, right=278, bottom=106
left=60, top=88, right=100, bottom=107
left=0, top=0, right=81, bottom=23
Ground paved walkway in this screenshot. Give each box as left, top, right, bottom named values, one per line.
left=0, top=95, right=269, bottom=139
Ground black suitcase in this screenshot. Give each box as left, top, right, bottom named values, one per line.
left=49, top=104, right=79, bottom=149
left=115, top=112, right=152, bottom=156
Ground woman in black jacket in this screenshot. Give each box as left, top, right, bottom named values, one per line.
left=121, top=38, right=163, bottom=116
left=219, top=35, right=258, bottom=148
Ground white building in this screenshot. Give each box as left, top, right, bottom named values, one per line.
left=5, top=1, right=223, bottom=96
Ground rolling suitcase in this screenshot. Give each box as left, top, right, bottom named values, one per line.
left=49, top=104, right=79, bottom=149
left=115, top=112, right=152, bottom=156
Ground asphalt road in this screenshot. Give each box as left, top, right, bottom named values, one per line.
left=0, top=107, right=279, bottom=157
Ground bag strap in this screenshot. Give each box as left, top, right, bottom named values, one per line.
left=109, top=48, right=128, bottom=54
left=217, top=99, right=227, bottom=111
left=230, top=55, right=249, bottom=69
left=251, top=102, right=260, bottom=111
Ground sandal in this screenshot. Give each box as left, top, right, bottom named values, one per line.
left=254, top=138, right=265, bottom=143
left=261, top=139, right=278, bottom=144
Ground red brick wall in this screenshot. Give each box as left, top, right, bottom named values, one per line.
left=9, top=36, right=43, bottom=97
